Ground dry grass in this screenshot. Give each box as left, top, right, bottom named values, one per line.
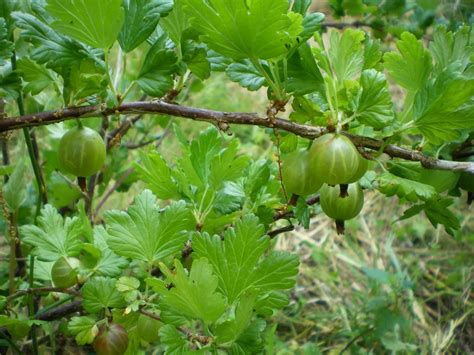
left=272, top=190, right=474, bottom=354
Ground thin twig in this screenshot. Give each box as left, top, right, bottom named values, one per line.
left=2, top=101, right=473, bottom=173
left=139, top=309, right=212, bottom=345
left=7, top=287, right=80, bottom=302
left=0, top=99, right=9, bottom=184
left=93, top=167, right=135, bottom=218
left=35, top=300, right=83, bottom=321
left=268, top=225, right=295, bottom=239
left=10, top=44, right=48, bottom=209
left=94, top=124, right=172, bottom=218
left=274, top=194, right=321, bottom=221
left=123, top=135, right=163, bottom=149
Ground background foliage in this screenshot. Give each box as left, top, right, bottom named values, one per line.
left=0, top=0, right=473, bottom=354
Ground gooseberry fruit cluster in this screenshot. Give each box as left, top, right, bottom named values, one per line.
left=280, top=133, right=368, bottom=234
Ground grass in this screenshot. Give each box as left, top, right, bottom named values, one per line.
left=271, top=191, right=473, bottom=353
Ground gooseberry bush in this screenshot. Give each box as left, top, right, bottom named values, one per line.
left=0, top=0, right=473, bottom=353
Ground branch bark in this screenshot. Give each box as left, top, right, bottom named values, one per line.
left=35, top=300, right=83, bottom=321
left=1, top=100, right=473, bottom=173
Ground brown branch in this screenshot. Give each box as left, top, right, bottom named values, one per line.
left=274, top=194, right=321, bottom=221
left=107, top=114, right=143, bottom=151
left=123, top=135, right=163, bottom=149
left=268, top=225, right=295, bottom=238
left=94, top=124, right=172, bottom=219
left=93, top=167, right=135, bottom=218
left=7, top=287, right=79, bottom=302
left=2, top=101, right=473, bottom=173
left=35, top=300, right=83, bottom=321
left=139, top=309, right=212, bottom=345
left=321, top=21, right=367, bottom=30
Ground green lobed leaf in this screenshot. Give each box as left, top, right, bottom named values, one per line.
left=413, top=66, right=474, bottom=144
left=119, top=0, right=173, bottom=52
left=3, top=159, right=27, bottom=212
left=215, top=291, right=257, bottom=345
left=12, top=11, right=103, bottom=74
left=104, top=190, right=193, bottom=264
left=0, top=64, right=20, bottom=99
left=157, top=258, right=226, bottom=324
left=292, top=0, right=312, bottom=14
left=0, top=18, right=13, bottom=64
left=192, top=215, right=268, bottom=303
left=193, top=215, right=299, bottom=303
left=383, top=32, right=432, bottom=92
left=254, top=291, right=289, bottom=316
left=208, top=137, right=250, bottom=189
left=363, top=36, right=383, bottom=70
left=352, top=69, right=394, bottom=129
left=328, top=28, right=365, bottom=82
left=300, top=12, right=325, bottom=42
left=181, top=40, right=211, bottom=80
left=230, top=319, right=266, bottom=354
left=159, top=324, right=191, bottom=354
left=135, top=151, right=181, bottom=200
left=16, top=57, right=58, bottom=95
left=46, top=0, right=125, bottom=49
left=81, top=277, right=126, bottom=313
left=68, top=316, right=98, bottom=345
left=429, top=25, right=473, bottom=74
left=188, top=127, right=222, bottom=185
left=0, top=0, right=18, bottom=36
left=47, top=172, right=82, bottom=209
left=137, top=35, right=178, bottom=97
left=400, top=197, right=460, bottom=235
left=377, top=171, right=437, bottom=202
left=68, top=59, right=108, bottom=101
left=20, top=205, right=83, bottom=261
left=184, top=0, right=292, bottom=60
left=160, top=0, right=189, bottom=46
left=286, top=43, right=324, bottom=96
left=295, top=196, right=310, bottom=229
left=226, top=61, right=266, bottom=91
left=252, top=252, right=299, bottom=291
left=92, top=227, right=128, bottom=277
left=208, top=50, right=233, bottom=72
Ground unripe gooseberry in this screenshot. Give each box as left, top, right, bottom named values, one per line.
left=137, top=314, right=162, bottom=343
left=309, top=134, right=364, bottom=186
left=93, top=323, right=129, bottom=355
left=58, top=125, right=106, bottom=177
left=281, top=149, right=323, bottom=197
left=51, top=257, right=80, bottom=288
left=320, top=183, right=364, bottom=234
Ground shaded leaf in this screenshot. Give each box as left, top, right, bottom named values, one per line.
left=119, top=0, right=173, bottom=52
left=46, top=0, right=125, bottom=49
